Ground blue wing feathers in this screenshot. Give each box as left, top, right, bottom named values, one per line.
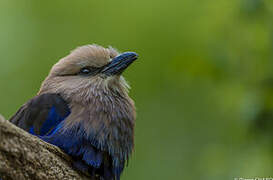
left=40, top=106, right=60, bottom=135
left=38, top=106, right=69, bottom=136
left=10, top=93, right=70, bottom=136
left=42, top=123, right=103, bottom=169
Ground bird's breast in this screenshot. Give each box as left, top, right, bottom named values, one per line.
left=62, top=94, right=135, bottom=161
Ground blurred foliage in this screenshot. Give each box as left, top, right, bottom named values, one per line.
left=0, top=0, right=273, bottom=179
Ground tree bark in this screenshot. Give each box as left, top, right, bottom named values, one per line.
left=0, top=115, right=90, bottom=180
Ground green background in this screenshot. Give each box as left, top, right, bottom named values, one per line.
left=0, top=0, right=273, bottom=179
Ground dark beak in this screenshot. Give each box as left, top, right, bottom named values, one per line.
left=101, top=52, right=138, bottom=76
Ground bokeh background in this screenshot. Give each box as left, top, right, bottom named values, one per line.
left=0, top=0, right=273, bottom=179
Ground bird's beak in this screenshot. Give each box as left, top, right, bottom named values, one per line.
left=101, top=52, right=138, bottom=76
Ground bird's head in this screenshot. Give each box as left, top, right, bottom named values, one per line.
left=39, top=44, right=138, bottom=103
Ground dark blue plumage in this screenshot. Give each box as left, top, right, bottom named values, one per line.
left=29, top=106, right=70, bottom=136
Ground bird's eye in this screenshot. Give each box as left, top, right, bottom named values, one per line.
left=79, top=66, right=100, bottom=76
left=80, top=67, right=91, bottom=74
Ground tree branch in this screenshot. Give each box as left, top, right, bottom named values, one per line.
left=0, top=115, right=91, bottom=180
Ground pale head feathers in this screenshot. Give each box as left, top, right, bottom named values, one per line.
left=39, top=44, right=131, bottom=103
left=50, top=45, right=118, bottom=76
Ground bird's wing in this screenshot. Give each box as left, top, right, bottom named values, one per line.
left=10, top=93, right=70, bottom=136
left=11, top=94, right=122, bottom=179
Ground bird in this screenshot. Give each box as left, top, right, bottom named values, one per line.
left=10, top=44, right=138, bottom=180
